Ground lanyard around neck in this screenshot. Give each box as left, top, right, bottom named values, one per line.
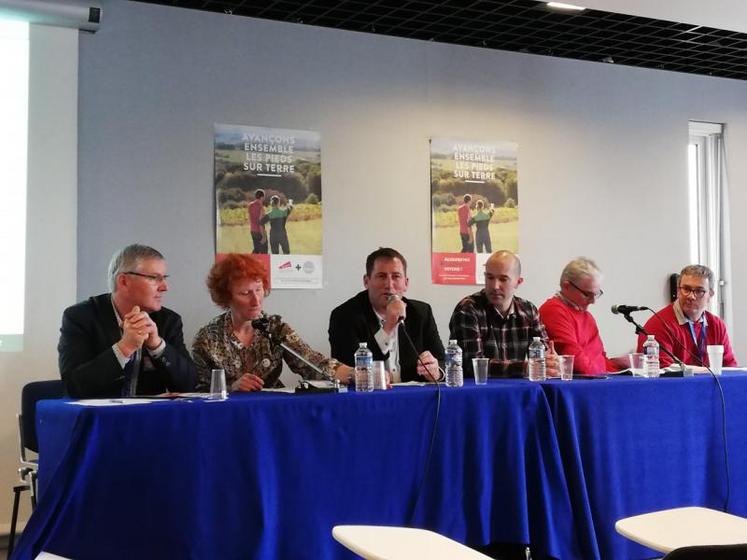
left=686, top=320, right=707, bottom=365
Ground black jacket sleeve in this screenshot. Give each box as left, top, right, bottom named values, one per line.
left=150, top=312, right=198, bottom=393
left=328, top=304, right=362, bottom=366
left=419, top=301, right=445, bottom=362
left=58, top=301, right=124, bottom=398
left=328, top=292, right=386, bottom=366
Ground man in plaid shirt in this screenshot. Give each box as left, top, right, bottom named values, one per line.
left=449, top=250, right=558, bottom=378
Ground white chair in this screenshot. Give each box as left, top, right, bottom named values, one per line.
left=332, top=525, right=493, bottom=560
left=615, top=506, right=747, bottom=556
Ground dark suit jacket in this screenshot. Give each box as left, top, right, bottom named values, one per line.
left=328, top=290, right=444, bottom=382
left=58, top=293, right=197, bottom=398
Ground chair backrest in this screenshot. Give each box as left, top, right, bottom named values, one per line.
left=21, top=380, right=65, bottom=453
left=663, top=543, right=747, bottom=559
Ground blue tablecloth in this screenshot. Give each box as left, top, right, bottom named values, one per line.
left=541, top=373, right=747, bottom=560
left=13, top=381, right=579, bottom=560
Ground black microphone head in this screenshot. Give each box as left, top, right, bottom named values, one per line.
left=251, top=317, right=269, bottom=331
left=611, top=304, right=647, bottom=315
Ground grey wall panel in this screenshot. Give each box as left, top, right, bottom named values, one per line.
left=77, top=1, right=747, bottom=376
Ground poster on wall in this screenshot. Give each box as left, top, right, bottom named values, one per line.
left=430, top=137, right=519, bottom=284
left=214, top=124, right=323, bottom=289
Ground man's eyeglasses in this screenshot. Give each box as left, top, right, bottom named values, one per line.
left=679, top=286, right=707, bottom=298
left=569, top=280, right=603, bottom=300
left=124, top=271, right=170, bottom=284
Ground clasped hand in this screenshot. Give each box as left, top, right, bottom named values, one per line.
left=118, top=305, right=162, bottom=357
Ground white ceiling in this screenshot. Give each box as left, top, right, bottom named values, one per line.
left=580, top=0, right=747, bottom=34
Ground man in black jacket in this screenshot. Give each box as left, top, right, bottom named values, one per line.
left=328, top=248, right=444, bottom=382
left=58, top=244, right=197, bottom=398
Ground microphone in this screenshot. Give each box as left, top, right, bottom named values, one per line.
left=611, top=304, right=648, bottom=315
left=387, top=294, right=406, bottom=324
left=251, top=317, right=269, bottom=332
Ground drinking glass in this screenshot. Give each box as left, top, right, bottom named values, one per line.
left=472, top=358, right=489, bottom=385
left=372, top=360, right=387, bottom=390
left=707, top=345, right=724, bottom=375
left=628, top=353, right=646, bottom=377
left=558, top=355, right=575, bottom=381
left=209, top=369, right=227, bottom=400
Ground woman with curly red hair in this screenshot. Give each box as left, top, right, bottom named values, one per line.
left=192, top=254, right=351, bottom=391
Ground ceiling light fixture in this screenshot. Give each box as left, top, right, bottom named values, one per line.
left=546, top=2, right=586, bottom=11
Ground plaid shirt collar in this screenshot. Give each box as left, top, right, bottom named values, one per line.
left=475, top=290, right=534, bottom=324
left=492, top=299, right=516, bottom=320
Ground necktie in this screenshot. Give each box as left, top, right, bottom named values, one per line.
left=123, top=347, right=142, bottom=397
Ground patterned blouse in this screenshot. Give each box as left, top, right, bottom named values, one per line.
left=192, top=311, right=340, bottom=391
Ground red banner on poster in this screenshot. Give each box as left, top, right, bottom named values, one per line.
left=431, top=253, right=476, bottom=284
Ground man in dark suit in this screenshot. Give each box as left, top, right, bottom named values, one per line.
left=328, top=248, right=444, bottom=382
left=58, top=244, right=197, bottom=398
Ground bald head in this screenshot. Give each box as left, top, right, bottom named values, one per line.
left=485, top=250, right=521, bottom=277
left=483, top=250, right=523, bottom=313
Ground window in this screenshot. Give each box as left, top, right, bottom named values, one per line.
left=0, top=20, right=29, bottom=352
left=688, top=121, right=731, bottom=324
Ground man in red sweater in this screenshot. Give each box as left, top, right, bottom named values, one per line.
left=457, top=194, right=474, bottom=253
left=638, top=264, right=737, bottom=368
left=247, top=188, right=267, bottom=254
left=539, top=257, right=628, bottom=374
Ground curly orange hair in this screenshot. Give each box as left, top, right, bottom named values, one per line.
left=207, top=254, right=270, bottom=308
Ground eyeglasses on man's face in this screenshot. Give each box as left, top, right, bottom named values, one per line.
left=569, top=280, right=603, bottom=300
left=678, top=285, right=707, bottom=299
left=124, top=271, right=170, bottom=284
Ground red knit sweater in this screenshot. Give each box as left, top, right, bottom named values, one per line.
left=637, top=303, right=737, bottom=368
left=539, top=296, right=617, bottom=374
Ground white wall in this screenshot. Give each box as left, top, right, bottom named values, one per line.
left=0, top=24, right=77, bottom=531
left=75, top=1, right=747, bottom=372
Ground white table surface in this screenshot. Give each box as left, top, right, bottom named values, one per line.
left=615, top=506, right=747, bottom=552
left=332, top=525, right=493, bottom=560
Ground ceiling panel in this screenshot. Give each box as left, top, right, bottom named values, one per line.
left=132, top=0, right=747, bottom=80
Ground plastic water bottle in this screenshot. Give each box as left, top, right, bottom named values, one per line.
left=353, top=342, right=374, bottom=392
left=444, top=339, right=463, bottom=387
left=444, top=340, right=463, bottom=387
left=642, top=335, right=660, bottom=378
left=527, top=337, right=546, bottom=381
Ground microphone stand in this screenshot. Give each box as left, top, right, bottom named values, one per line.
left=252, top=318, right=342, bottom=393
left=620, top=311, right=690, bottom=376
